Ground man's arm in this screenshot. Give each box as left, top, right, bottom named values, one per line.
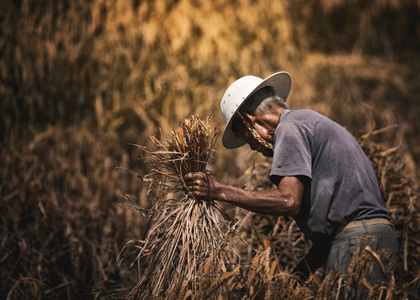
left=184, top=171, right=304, bottom=217
left=185, top=171, right=324, bottom=280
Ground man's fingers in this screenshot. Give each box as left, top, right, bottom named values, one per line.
left=184, top=172, right=195, bottom=181
left=184, top=172, right=204, bottom=181
left=184, top=171, right=215, bottom=201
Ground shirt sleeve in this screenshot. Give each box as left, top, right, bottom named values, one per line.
left=270, top=121, right=312, bottom=185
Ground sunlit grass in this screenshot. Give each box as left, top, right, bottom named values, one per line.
left=1, top=0, right=419, bottom=298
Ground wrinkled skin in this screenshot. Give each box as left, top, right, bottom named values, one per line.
left=184, top=170, right=304, bottom=217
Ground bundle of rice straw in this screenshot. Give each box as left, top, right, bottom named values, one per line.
left=123, top=115, right=239, bottom=299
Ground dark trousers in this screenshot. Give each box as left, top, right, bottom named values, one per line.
left=324, top=221, right=399, bottom=299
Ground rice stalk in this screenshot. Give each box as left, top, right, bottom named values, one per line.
left=121, top=115, right=239, bottom=299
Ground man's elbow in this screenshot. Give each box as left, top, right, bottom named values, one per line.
left=289, top=200, right=301, bottom=217
left=279, top=197, right=300, bottom=217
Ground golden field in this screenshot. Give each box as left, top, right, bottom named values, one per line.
left=1, top=0, right=419, bottom=298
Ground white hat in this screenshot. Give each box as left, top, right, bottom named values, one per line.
left=220, top=71, right=291, bottom=149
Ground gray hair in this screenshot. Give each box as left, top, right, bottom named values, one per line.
left=239, top=86, right=287, bottom=115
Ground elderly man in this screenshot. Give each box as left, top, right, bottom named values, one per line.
left=184, top=72, right=399, bottom=289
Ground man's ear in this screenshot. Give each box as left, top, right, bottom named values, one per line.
left=243, top=113, right=256, bottom=126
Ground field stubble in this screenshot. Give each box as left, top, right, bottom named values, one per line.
left=1, top=0, right=420, bottom=298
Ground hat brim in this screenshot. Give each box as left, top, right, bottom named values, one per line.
left=222, top=71, right=291, bottom=149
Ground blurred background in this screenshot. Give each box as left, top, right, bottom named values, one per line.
left=1, top=0, right=419, bottom=298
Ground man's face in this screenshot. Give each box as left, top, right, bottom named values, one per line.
left=245, top=110, right=280, bottom=144
left=234, top=118, right=274, bottom=157
left=233, top=106, right=283, bottom=157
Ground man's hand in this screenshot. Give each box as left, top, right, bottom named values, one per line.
left=183, top=171, right=221, bottom=201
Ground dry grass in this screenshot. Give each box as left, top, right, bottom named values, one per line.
left=1, top=0, right=420, bottom=299
left=0, top=125, right=141, bottom=299
left=357, top=129, right=420, bottom=275
left=118, top=116, right=239, bottom=298
left=164, top=224, right=416, bottom=300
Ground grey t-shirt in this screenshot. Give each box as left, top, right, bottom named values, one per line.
left=270, top=109, right=388, bottom=241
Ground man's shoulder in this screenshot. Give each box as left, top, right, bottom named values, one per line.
left=284, top=109, right=325, bottom=119
left=281, top=109, right=329, bottom=128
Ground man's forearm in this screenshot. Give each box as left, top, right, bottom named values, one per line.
left=215, top=178, right=301, bottom=217
left=184, top=172, right=304, bottom=218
